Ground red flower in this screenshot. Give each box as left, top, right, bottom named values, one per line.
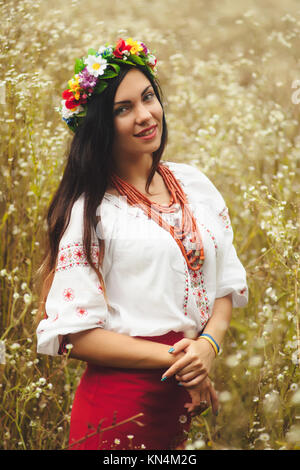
left=113, top=38, right=131, bottom=58
left=65, top=96, right=87, bottom=110
left=62, top=89, right=73, bottom=100
left=65, top=98, right=78, bottom=109
left=62, top=89, right=87, bottom=110
left=79, top=96, right=87, bottom=105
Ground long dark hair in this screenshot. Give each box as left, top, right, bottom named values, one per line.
left=35, top=63, right=168, bottom=322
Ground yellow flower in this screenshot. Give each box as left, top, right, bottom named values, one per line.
left=126, top=38, right=143, bottom=55
left=68, top=75, right=81, bottom=95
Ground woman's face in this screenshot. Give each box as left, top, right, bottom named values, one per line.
left=112, top=68, right=163, bottom=161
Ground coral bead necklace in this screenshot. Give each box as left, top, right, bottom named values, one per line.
left=110, top=162, right=205, bottom=271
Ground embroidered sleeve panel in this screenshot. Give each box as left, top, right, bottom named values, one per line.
left=55, top=241, right=100, bottom=272
left=218, top=206, right=232, bottom=231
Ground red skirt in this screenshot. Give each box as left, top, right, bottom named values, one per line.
left=68, top=331, right=192, bottom=450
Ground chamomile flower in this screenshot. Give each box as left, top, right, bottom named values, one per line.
left=84, top=55, right=108, bottom=77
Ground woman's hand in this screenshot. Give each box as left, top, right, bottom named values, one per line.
left=161, top=337, right=216, bottom=387
left=184, top=376, right=219, bottom=417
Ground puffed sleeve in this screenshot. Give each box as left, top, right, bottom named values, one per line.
left=36, top=196, right=109, bottom=356
left=214, top=203, right=248, bottom=308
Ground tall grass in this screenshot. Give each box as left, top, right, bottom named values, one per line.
left=0, top=0, right=299, bottom=450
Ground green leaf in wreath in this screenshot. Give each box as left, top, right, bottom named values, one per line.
left=101, top=70, right=118, bottom=79
left=129, top=54, right=145, bottom=66
left=87, top=48, right=98, bottom=56
left=111, top=58, right=136, bottom=67
left=68, top=122, right=77, bottom=132
left=109, top=63, right=120, bottom=74
left=74, top=58, right=85, bottom=75
left=144, top=64, right=155, bottom=76
left=94, top=80, right=108, bottom=94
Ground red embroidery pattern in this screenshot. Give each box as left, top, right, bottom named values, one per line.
left=76, top=307, right=88, bottom=317
left=181, top=231, right=210, bottom=328
left=159, top=193, right=212, bottom=325
left=199, top=223, right=218, bottom=253
left=190, top=269, right=210, bottom=328
left=63, top=288, right=75, bottom=301
left=239, top=287, right=247, bottom=295
left=183, top=268, right=189, bottom=316
left=219, top=207, right=231, bottom=230
left=55, top=242, right=100, bottom=272
left=51, top=313, right=59, bottom=322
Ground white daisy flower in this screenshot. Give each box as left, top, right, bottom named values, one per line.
left=147, top=54, right=156, bottom=65
left=60, top=100, right=83, bottom=119
left=84, top=55, right=107, bottom=77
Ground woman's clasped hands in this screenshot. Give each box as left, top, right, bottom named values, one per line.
left=162, top=337, right=219, bottom=417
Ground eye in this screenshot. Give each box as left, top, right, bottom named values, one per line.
left=144, top=92, right=155, bottom=101
left=114, top=105, right=129, bottom=116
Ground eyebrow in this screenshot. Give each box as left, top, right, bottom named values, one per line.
left=114, top=85, right=152, bottom=106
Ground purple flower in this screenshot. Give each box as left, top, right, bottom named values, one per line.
left=140, top=42, right=148, bottom=55
left=78, top=67, right=98, bottom=90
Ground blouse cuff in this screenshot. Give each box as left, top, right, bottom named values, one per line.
left=215, top=285, right=248, bottom=308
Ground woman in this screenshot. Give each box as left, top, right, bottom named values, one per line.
left=36, top=38, right=248, bottom=450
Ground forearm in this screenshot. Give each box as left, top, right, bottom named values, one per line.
left=198, top=293, right=233, bottom=349
left=67, top=328, right=183, bottom=369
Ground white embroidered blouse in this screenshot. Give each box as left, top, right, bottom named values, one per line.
left=36, top=161, right=248, bottom=356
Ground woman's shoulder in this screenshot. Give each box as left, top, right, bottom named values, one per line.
left=60, top=193, right=102, bottom=246
left=161, top=159, right=226, bottom=211
left=59, top=195, right=85, bottom=245
left=161, top=159, right=218, bottom=192
left=162, top=159, right=208, bottom=183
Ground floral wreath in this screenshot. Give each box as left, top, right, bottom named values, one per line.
left=58, top=38, right=158, bottom=132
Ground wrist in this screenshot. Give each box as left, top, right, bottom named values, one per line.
left=197, top=333, right=220, bottom=357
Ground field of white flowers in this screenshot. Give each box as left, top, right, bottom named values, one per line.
left=0, top=0, right=299, bottom=450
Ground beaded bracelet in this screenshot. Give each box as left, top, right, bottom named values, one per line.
left=199, top=333, right=220, bottom=356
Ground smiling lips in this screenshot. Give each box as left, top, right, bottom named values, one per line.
left=134, top=124, right=157, bottom=137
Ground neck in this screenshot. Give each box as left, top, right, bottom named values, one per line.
left=112, top=153, right=155, bottom=188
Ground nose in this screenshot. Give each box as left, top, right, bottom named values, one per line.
left=134, top=102, right=152, bottom=124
